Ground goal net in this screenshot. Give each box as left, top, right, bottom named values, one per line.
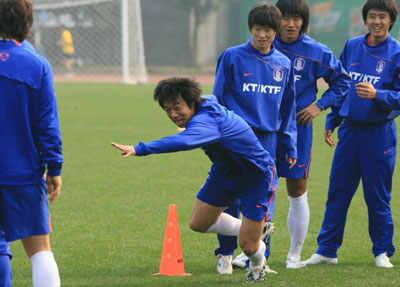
left=32, top=0, right=147, bottom=84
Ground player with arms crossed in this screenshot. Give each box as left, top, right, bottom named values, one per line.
left=0, top=1, right=63, bottom=286
left=111, top=77, right=278, bottom=282
left=212, top=3, right=297, bottom=274
left=304, top=0, right=400, bottom=268
left=273, top=0, right=351, bottom=269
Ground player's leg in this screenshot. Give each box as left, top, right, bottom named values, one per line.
left=1, top=179, right=60, bottom=287
left=214, top=200, right=240, bottom=274
left=305, top=122, right=361, bottom=264
left=286, top=177, right=308, bottom=268
left=360, top=122, right=396, bottom=268
left=0, top=254, right=12, bottom=287
left=0, top=234, right=12, bottom=287
left=22, top=234, right=60, bottom=287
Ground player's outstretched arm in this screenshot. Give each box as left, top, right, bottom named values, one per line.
left=46, top=174, right=62, bottom=202
left=111, top=142, right=136, bottom=157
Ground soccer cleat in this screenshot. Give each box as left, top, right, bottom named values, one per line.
left=232, top=252, right=248, bottom=269
left=217, top=254, right=233, bottom=274
left=375, top=253, right=393, bottom=268
left=246, top=259, right=266, bottom=282
left=303, top=253, right=338, bottom=265
left=286, top=258, right=306, bottom=269
left=261, top=222, right=276, bottom=244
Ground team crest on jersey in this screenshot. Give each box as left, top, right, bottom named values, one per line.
left=0, top=53, right=10, bottom=62
left=294, top=58, right=305, bottom=71
left=273, top=68, right=284, bottom=82
left=376, top=60, right=385, bottom=73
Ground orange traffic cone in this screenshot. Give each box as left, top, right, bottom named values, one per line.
left=153, top=204, right=191, bottom=276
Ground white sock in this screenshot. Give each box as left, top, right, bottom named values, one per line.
left=287, top=191, right=310, bottom=260
left=248, top=241, right=266, bottom=267
left=30, top=251, right=60, bottom=287
left=205, top=213, right=241, bottom=236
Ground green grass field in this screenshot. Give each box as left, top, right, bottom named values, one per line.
left=9, top=82, right=400, bottom=286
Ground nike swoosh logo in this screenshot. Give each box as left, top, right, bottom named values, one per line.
left=351, top=63, right=359, bottom=66
left=244, top=73, right=253, bottom=77
left=256, top=204, right=263, bottom=208
left=384, top=149, right=392, bottom=154
left=298, top=164, right=305, bottom=168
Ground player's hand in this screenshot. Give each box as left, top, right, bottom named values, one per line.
left=355, top=82, right=377, bottom=99
left=286, top=155, right=297, bottom=169
left=46, top=175, right=62, bottom=202
left=296, top=104, right=322, bottom=126
left=324, top=129, right=335, bottom=147
left=111, top=142, right=136, bottom=157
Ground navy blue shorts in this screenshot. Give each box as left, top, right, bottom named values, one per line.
left=197, top=167, right=278, bottom=222
left=278, top=123, right=312, bottom=178
left=0, top=178, right=52, bottom=242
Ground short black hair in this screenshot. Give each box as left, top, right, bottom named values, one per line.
left=154, top=77, right=204, bottom=111
left=0, top=0, right=33, bottom=42
left=362, top=0, right=398, bottom=31
left=248, top=2, right=282, bottom=33
left=276, top=0, right=310, bottom=34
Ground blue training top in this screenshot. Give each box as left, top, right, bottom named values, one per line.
left=274, top=34, right=350, bottom=112
left=0, top=40, right=63, bottom=185
left=134, top=95, right=275, bottom=188
left=213, top=39, right=297, bottom=159
left=327, top=33, right=400, bottom=130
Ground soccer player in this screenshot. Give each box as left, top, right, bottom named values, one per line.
left=111, top=77, right=278, bottom=282
left=273, top=0, right=351, bottom=269
left=304, top=0, right=400, bottom=268
left=212, top=3, right=297, bottom=273
left=0, top=0, right=64, bottom=286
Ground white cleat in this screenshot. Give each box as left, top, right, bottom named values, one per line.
left=217, top=254, right=233, bottom=274
left=261, top=222, right=276, bottom=244
left=247, top=258, right=266, bottom=282
left=286, top=258, right=306, bottom=269
left=232, top=252, right=248, bottom=269
left=375, top=253, right=393, bottom=268
left=303, top=253, right=338, bottom=265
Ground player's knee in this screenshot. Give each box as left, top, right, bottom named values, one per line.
left=189, top=220, right=207, bottom=233
left=239, top=238, right=258, bottom=256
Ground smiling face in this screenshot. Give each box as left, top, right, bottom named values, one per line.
left=280, top=14, right=303, bottom=43
left=163, top=96, right=195, bottom=128
left=251, top=24, right=277, bottom=54
left=366, top=8, right=392, bottom=45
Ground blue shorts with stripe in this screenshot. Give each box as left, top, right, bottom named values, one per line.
left=278, top=123, right=313, bottom=179
left=0, top=178, right=52, bottom=242
left=197, top=167, right=278, bottom=222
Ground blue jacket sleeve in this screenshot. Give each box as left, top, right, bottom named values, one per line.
left=278, top=66, right=297, bottom=159
left=213, top=51, right=232, bottom=106
left=325, top=43, right=349, bottom=131
left=135, top=113, right=221, bottom=156
left=315, top=49, right=351, bottom=110
left=375, top=68, right=400, bottom=109
left=36, top=60, right=63, bottom=176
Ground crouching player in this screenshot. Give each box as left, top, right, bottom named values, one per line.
left=111, top=77, right=278, bottom=282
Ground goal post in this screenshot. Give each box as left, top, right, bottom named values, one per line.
left=32, top=0, right=147, bottom=84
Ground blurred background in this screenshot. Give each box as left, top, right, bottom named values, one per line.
left=30, top=0, right=400, bottom=84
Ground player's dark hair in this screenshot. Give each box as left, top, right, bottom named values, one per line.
left=248, top=2, right=282, bottom=32
left=154, top=77, right=204, bottom=111
left=276, top=0, right=310, bottom=34
left=362, top=0, right=398, bottom=31
left=0, top=0, right=33, bottom=42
